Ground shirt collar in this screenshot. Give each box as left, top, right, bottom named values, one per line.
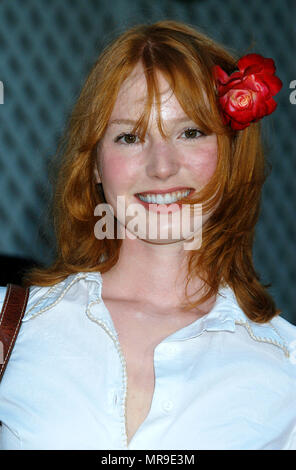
left=23, top=271, right=290, bottom=357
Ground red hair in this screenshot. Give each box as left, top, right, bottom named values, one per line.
left=23, top=20, right=281, bottom=322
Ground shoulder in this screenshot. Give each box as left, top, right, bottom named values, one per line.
left=270, top=313, right=296, bottom=340
left=238, top=312, right=296, bottom=373
left=269, top=314, right=296, bottom=359
left=0, top=284, right=51, bottom=314
left=0, top=271, right=103, bottom=322
left=221, top=286, right=296, bottom=368
left=217, top=286, right=296, bottom=358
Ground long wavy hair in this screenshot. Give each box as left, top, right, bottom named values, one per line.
left=23, top=20, right=281, bottom=323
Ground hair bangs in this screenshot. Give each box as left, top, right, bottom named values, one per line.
left=124, top=41, right=228, bottom=144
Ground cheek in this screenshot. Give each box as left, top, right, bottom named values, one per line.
left=186, top=142, right=218, bottom=186
left=100, top=148, right=137, bottom=194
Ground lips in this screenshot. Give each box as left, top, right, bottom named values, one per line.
left=133, top=188, right=195, bottom=213
left=136, top=186, right=194, bottom=196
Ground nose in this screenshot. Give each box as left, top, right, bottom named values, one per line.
left=145, top=140, right=180, bottom=180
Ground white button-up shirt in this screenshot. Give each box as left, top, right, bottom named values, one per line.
left=0, top=271, right=295, bottom=450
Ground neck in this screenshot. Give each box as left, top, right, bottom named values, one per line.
left=101, top=236, right=215, bottom=314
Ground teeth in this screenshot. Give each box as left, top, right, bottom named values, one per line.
left=138, top=189, right=191, bottom=204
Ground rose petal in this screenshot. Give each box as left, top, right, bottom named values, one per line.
left=237, top=54, right=265, bottom=73
left=264, top=97, right=277, bottom=115
left=251, top=96, right=268, bottom=118
left=222, top=99, right=256, bottom=123
left=217, top=77, right=245, bottom=95
left=229, top=90, right=253, bottom=110
left=262, top=58, right=276, bottom=75
left=242, top=76, right=271, bottom=97
left=256, top=74, right=283, bottom=95
left=215, top=75, right=244, bottom=95
left=230, top=118, right=251, bottom=130
left=212, top=65, right=230, bottom=84
left=229, top=108, right=256, bottom=122
left=227, top=71, right=243, bottom=82
left=242, top=64, right=264, bottom=76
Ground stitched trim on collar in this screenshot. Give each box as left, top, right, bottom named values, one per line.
left=22, top=272, right=102, bottom=321
left=21, top=271, right=291, bottom=359
left=235, top=319, right=290, bottom=358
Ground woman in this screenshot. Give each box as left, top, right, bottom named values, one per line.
left=0, top=20, right=295, bottom=450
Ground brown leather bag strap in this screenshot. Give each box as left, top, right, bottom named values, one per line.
left=0, top=284, right=29, bottom=382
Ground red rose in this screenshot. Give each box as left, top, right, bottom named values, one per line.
left=213, top=54, right=283, bottom=130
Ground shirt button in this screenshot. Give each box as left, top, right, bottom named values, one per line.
left=108, top=390, right=119, bottom=408
left=162, top=400, right=174, bottom=412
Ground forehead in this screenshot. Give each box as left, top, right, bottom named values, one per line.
left=109, top=62, right=183, bottom=120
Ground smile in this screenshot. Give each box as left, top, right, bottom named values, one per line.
left=135, top=188, right=193, bottom=205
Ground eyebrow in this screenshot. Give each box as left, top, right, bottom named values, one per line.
left=109, top=117, right=196, bottom=126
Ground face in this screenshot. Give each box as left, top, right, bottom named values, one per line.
left=95, top=62, right=218, bottom=246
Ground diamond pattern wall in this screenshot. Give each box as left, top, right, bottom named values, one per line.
left=0, top=0, right=295, bottom=322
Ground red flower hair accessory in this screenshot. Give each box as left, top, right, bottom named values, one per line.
left=213, top=53, right=283, bottom=130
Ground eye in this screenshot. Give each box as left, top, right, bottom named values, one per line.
left=114, top=133, right=140, bottom=145
left=181, top=128, right=205, bottom=139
